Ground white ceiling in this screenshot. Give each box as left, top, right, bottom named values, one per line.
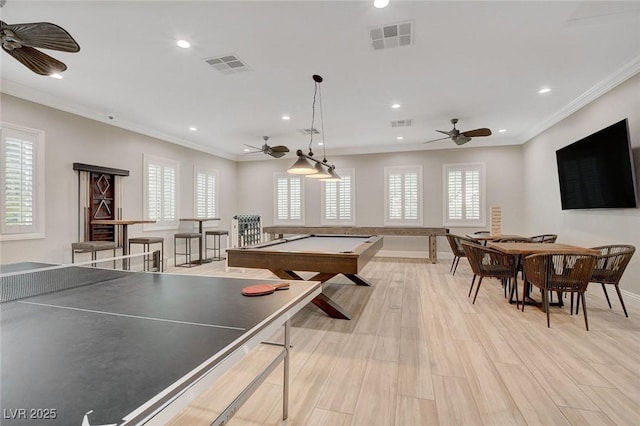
left=1, top=1, right=639, bottom=161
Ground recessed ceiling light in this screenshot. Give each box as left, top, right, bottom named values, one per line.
left=391, top=103, right=401, bottom=109
left=243, top=148, right=250, bottom=152
left=176, top=40, right=191, bottom=49
left=189, top=126, right=197, bottom=131
left=538, top=87, right=551, bottom=94
left=498, top=129, right=507, bottom=133
left=396, top=136, right=404, bottom=140
left=282, top=115, right=291, bottom=120
left=318, top=142, right=324, bottom=146
left=373, top=0, right=390, bottom=8
left=50, top=73, right=63, bottom=79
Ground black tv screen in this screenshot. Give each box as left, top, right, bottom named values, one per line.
left=556, top=118, right=637, bottom=210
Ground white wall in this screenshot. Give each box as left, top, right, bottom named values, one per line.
left=237, top=145, right=525, bottom=256
left=522, top=73, right=640, bottom=295
left=4, top=75, right=637, bottom=297
left=0, top=94, right=238, bottom=264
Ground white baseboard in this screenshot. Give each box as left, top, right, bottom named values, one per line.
left=621, top=289, right=640, bottom=302
left=376, top=250, right=452, bottom=260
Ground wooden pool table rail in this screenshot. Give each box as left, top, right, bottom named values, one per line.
left=263, top=226, right=448, bottom=263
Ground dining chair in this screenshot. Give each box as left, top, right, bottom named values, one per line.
left=494, top=237, right=533, bottom=243
left=580, top=245, right=635, bottom=317
left=461, top=242, right=519, bottom=304
left=530, top=234, right=558, bottom=243
left=522, top=252, right=597, bottom=330
left=445, top=234, right=478, bottom=275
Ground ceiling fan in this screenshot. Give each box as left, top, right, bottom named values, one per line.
left=244, top=136, right=290, bottom=159
left=0, top=3, right=81, bottom=76
left=424, top=118, right=492, bottom=146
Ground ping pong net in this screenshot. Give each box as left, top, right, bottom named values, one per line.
left=0, top=250, right=161, bottom=303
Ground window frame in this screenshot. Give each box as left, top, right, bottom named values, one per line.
left=143, top=153, right=180, bottom=231
left=384, top=165, right=423, bottom=226
left=0, top=122, right=45, bottom=241
left=442, top=162, right=486, bottom=227
left=273, top=173, right=305, bottom=225
left=321, top=168, right=355, bottom=226
left=193, top=165, right=218, bottom=227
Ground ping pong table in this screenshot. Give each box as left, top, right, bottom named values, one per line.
left=0, top=260, right=321, bottom=425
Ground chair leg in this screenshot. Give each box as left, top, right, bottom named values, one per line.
left=614, top=285, right=629, bottom=318
left=601, top=283, right=612, bottom=309
left=468, top=275, right=477, bottom=297
left=570, top=293, right=574, bottom=316
left=581, top=292, right=589, bottom=330
left=472, top=277, right=484, bottom=304
left=545, top=290, right=551, bottom=328
left=451, top=256, right=459, bottom=275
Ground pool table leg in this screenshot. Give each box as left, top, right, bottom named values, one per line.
left=344, top=274, right=372, bottom=286
left=270, top=270, right=352, bottom=320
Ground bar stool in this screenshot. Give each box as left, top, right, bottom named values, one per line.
left=71, top=241, right=118, bottom=266
left=128, top=237, right=164, bottom=272
left=205, top=230, right=229, bottom=261
left=174, top=233, right=202, bottom=267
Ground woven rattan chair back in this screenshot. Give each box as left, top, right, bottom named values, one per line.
left=588, top=244, right=635, bottom=317
left=522, top=252, right=597, bottom=329
left=445, top=234, right=478, bottom=275
left=530, top=234, right=558, bottom=243
left=461, top=242, right=518, bottom=304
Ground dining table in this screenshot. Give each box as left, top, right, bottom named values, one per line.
left=488, top=242, right=599, bottom=307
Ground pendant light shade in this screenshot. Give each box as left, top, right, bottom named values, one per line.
left=287, top=152, right=317, bottom=175
left=320, top=166, right=342, bottom=181
left=306, top=162, right=332, bottom=179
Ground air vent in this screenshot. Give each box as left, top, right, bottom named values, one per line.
left=370, top=21, right=413, bottom=50
left=298, top=128, right=320, bottom=135
left=391, top=119, right=413, bottom=127
left=205, top=54, right=251, bottom=74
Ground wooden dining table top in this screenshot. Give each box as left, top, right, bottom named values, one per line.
left=488, top=242, right=599, bottom=256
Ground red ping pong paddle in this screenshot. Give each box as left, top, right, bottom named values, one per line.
left=242, top=282, right=290, bottom=296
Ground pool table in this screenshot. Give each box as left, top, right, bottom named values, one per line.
left=226, top=234, right=383, bottom=320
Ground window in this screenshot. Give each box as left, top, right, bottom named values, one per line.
left=443, top=163, right=485, bottom=227
left=274, top=173, right=304, bottom=224
left=143, top=154, right=179, bottom=229
left=194, top=166, right=217, bottom=219
left=384, top=165, right=422, bottom=225
left=0, top=123, right=45, bottom=240
left=321, top=168, right=355, bottom=225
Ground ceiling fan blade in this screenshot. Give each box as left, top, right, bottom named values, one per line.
left=269, top=151, right=287, bottom=158
left=2, top=44, right=66, bottom=75
left=461, top=128, right=492, bottom=138
left=423, top=136, right=451, bottom=144
left=435, top=129, right=452, bottom=136
left=2, top=21, right=80, bottom=52
left=270, top=145, right=289, bottom=153
left=454, top=135, right=472, bottom=146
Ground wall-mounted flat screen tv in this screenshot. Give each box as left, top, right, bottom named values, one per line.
left=556, top=118, right=637, bottom=210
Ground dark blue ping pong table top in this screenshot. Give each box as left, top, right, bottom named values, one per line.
left=0, top=263, right=321, bottom=425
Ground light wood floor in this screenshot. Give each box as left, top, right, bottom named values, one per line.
left=164, top=257, right=640, bottom=426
